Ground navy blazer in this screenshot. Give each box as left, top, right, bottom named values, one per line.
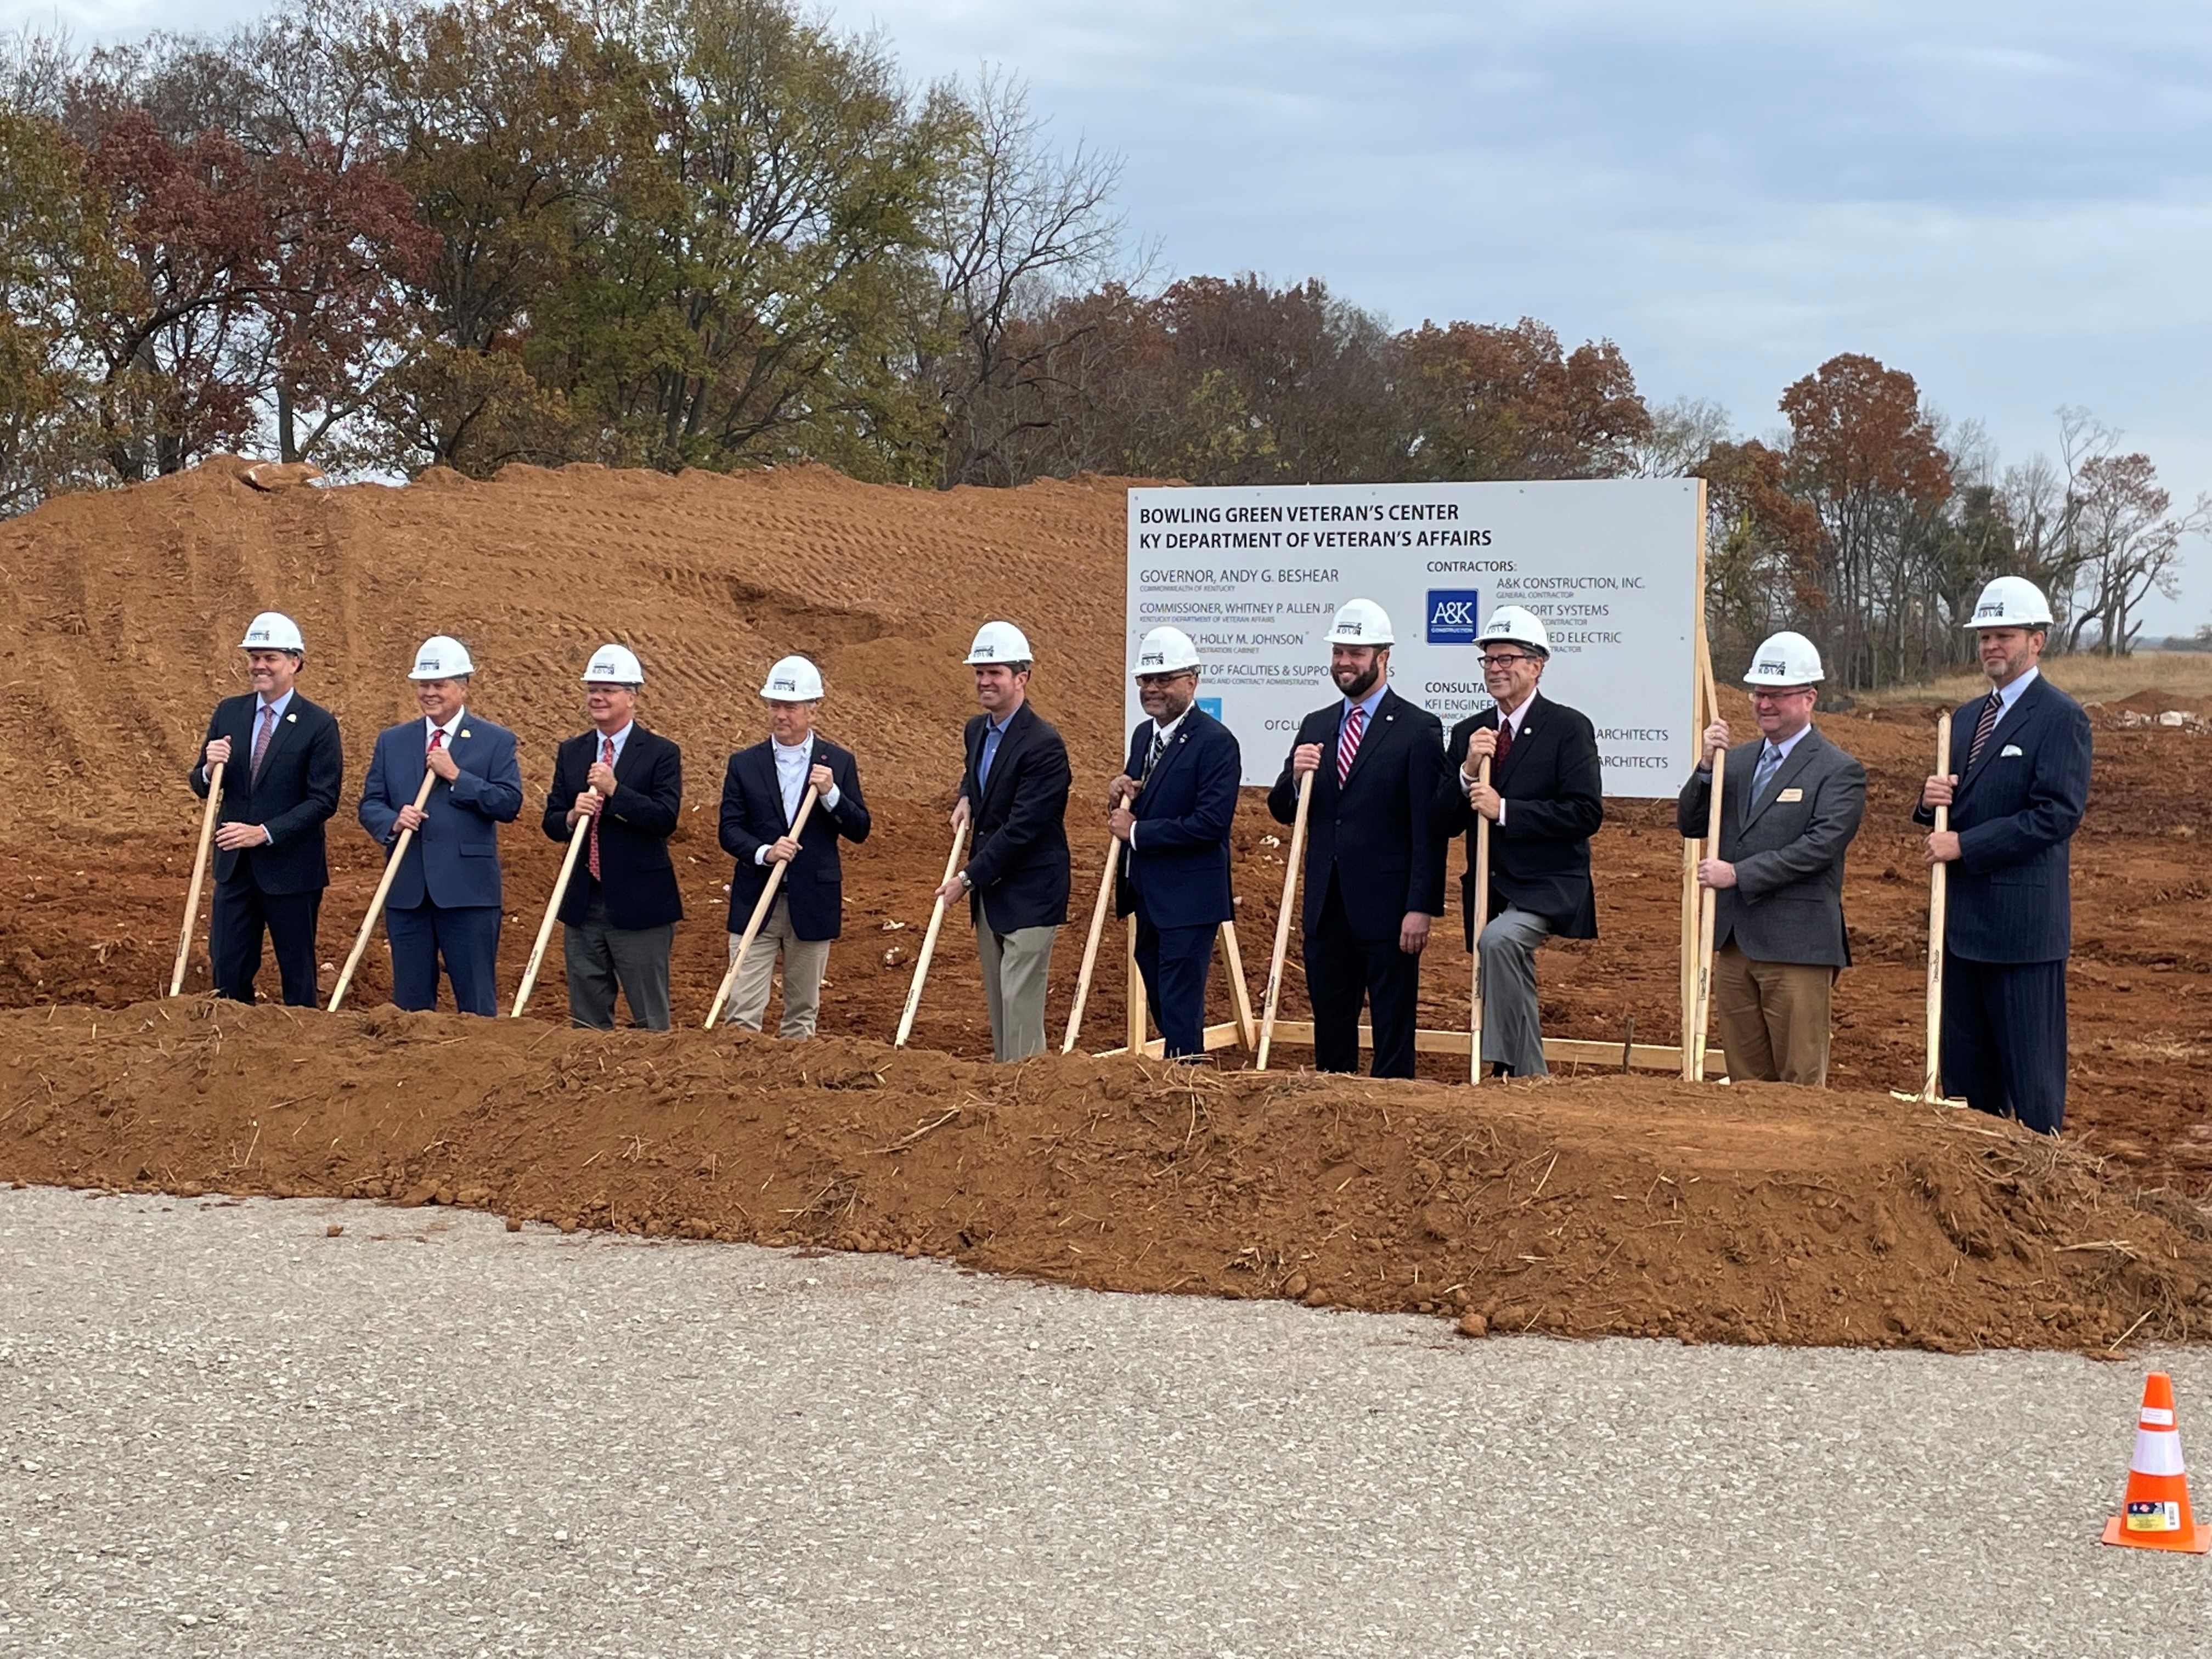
left=357, top=714, right=524, bottom=910
left=1436, top=691, right=1604, bottom=943
left=191, top=692, right=342, bottom=895
left=1267, top=685, right=1448, bottom=943
left=719, top=737, right=870, bottom=941
left=1913, top=673, right=2091, bottom=964
left=540, top=726, right=684, bottom=932
left=958, top=701, right=1073, bottom=934
left=1115, top=707, right=1240, bottom=930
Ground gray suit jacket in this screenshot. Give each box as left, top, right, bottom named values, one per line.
left=1675, top=725, right=1866, bottom=969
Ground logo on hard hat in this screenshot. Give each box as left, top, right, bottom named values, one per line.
left=1426, top=589, right=1481, bottom=646
left=771, top=675, right=796, bottom=692
left=1757, top=657, right=1785, bottom=675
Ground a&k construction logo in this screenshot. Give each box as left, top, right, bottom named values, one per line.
left=1426, top=589, right=1482, bottom=646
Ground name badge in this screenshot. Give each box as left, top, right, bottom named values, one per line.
left=1776, top=787, right=1803, bottom=803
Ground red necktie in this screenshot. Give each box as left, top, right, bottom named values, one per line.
left=251, top=704, right=275, bottom=778
left=588, top=736, right=613, bottom=880
left=1493, top=713, right=1513, bottom=771
left=1336, top=703, right=1365, bottom=786
left=427, top=728, right=444, bottom=754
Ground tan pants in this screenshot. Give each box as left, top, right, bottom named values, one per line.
left=975, top=922, right=1058, bottom=1063
left=725, top=898, right=831, bottom=1039
left=1713, top=941, right=1836, bottom=1086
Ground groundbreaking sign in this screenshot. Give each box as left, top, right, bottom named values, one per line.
left=1125, top=479, right=1701, bottom=797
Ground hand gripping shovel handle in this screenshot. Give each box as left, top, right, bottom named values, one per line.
left=171, top=760, right=225, bottom=996
left=704, top=787, right=819, bottom=1029
left=329, top=768, right=439, bottom=1013
left=894, top=820, right=969, bottom=1048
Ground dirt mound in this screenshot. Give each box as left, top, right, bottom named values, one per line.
left=1, top=455, right=2209, bottom=1349
left=5, top=998, right=2207, bottom=1353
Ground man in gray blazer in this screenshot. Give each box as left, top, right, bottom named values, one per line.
left=1676, top=631, right=1867, bottom=1085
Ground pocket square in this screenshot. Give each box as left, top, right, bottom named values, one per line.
left=2000, top=743, right=2023, bottom=758
left=1776, top=787, right=1803, bottom=802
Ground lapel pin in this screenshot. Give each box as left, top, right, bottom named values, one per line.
left=460, top=729, right=472, bottom=740
left=286, top=713, right=296, bottom=723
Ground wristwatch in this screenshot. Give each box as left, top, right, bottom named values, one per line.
left=958, top=871, right=973, bottom=891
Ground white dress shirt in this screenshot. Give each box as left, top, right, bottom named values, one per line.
left=757, top=736, right=840, bottom=863
left=1465, top=694, right=1534, bottom=826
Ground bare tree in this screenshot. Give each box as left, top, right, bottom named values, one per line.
left=921, top=66, right=1129, bottom=488
left=1631, top=394, right=1732, bottom=478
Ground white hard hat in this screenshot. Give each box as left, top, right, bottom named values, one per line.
left=760, top=654, right=825, bottom=701
left=581, top=642, right=644, bottom=685
left=1473, top=605, right=1550, bottom=657
left=1966, top=575, right=2053, bottom=629
left=238, top=611, right=304, bottom=653
left=1133, top=625, right=1200, bottom=674
left=408, top=634, right=476, bottom=680
left=964, top=620, right=1034, bottom=665
left=1743, top=630, right=1824, bottom=687
left=1325, top=597, right=1393, bottom=647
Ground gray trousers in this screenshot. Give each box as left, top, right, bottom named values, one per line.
left=975, top=922, right=1058, bottom=1063
left=1477, top=906, right=1555, bottom=1076
left=726, top=897, right=832, bottom=1039
left=563, top=891, right=673, bottom=1030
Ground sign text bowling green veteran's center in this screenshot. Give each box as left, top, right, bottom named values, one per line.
left=1124, top=480, right=1701, bottom=797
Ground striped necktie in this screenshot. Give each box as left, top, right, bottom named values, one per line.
left=1336, top=703, right=1366, bottom=786
left=588, top=735, right=613, bottom=881
left=1748, top=743, right=1782, bottom=823
left=1142, top=729, right=1167, bottom=778
left=250, top=704, right=275, bottom=779
left=1966, top=689, right=2002, bottom=770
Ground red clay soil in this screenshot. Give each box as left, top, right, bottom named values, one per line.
left=5, top=998, right=2210, bottom=1353
left=1, top=456, right=2208, bottom=1348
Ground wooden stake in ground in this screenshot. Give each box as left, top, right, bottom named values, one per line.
left=894, top=819, right=970, bottom=1048
left=1125, top=913, right=1146, bottom=1054
left=704, top=788, right=818, bottom=1030
left=1689, top=745, right=1727, bottom=1081
left=1468, top=755, right=1493, bottom=1085
left=1060, top=836, right=1119, bottom=1053
left=509, top=811, right=591, bottom=1019
left=1921, top=710, right=1954, bottom=1102
left=1217, top=919, right=1259, bottom=1050
left=171, top=760, right=225, bottom=996
left=1256, top=769, right=1313, bottom=1072
left=329, top=769, right=438, bottom=1013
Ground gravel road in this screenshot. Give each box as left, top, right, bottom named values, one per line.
left=3, top=1183, right=2205, bottom=1657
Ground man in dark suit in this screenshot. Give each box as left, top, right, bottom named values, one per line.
left=1267, top=598, right=1447, bottom=1079
left=1436, top=606, right=1603, bottom=1079
left=541, top=644, right=683, bottom=1030
left=189, top=612, right=342, bottom=1006
left=935, top=621, right=1072, bottom=1062
left=357, top=635, right=523, bottom=1016
left=1108, top=625, right=1240, bottom=1059
left=1916, top=578, right=2092, bottom=1133
left=1678, top=631, right=1866, bottom=1085
left=719, top=654, right=871, bottom=1038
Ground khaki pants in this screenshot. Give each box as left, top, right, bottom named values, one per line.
left=975, top=922, right=1058, bottom=1063
left=1713, top=941, right=1836, bottom=1086
left=725, top=898, right=831, bottom=1039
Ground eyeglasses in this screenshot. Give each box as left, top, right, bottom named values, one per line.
left=1748, top=688, right=1814, bottom=704
left=1135, top=671, right=1195, bottom=689
left=1480, top=653, right=1536, bottom=669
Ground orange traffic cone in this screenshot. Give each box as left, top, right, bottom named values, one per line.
left=2102, top=1372, right=2211, bottom=1553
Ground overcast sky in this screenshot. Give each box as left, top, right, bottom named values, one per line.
left=12, top=0, right=2209, bottom=632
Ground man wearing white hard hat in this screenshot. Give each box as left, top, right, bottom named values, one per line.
left=718, top=655, right=871, bottom=1038
left=1266, top=599, right=1447, bottom=1079
left=357, top=635, right=523, bottom=1015
left=1108, top=625, right=1241, bottom=1059
left=540, top=644, right=684, bottom=1030
left=936, top=620, right=1071, bottom=1062
left=189, top=612, right=343, bottom=1006
left=1677, top=631, right=1866, bottom=1085
left=1914, top=576, right=2091, bottom=1132
left=1436, top=606, right=1604, bottom=1078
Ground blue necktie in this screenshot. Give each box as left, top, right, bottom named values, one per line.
left=979, top=721, right=1003, bottom=788
left=1748, top=743, right=1782, bottom=821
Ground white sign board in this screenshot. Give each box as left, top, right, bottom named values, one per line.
left=1125, top=480, right=1700, bottom=795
